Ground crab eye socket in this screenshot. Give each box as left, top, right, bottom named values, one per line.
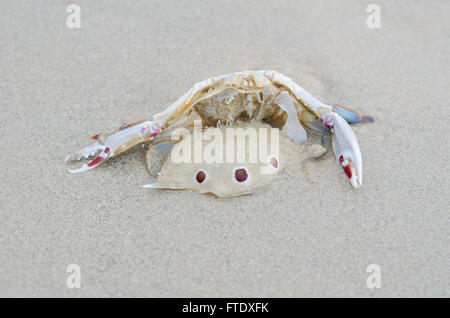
left=233, top=167, right=248, bottom=183
left=195, top=170, right=207, bottom=184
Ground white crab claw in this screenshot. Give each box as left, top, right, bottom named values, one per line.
left=325, top=112, right=363, bottom=188
left=65, top=143, right=110, bottom=173
left=65, top=120, right=162, bottom=174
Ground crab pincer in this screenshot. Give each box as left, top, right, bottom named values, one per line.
left=65, top=120, right=163, bottom=173
left=65, top=143, right=110, bottom=173
left=322, top=111, right=363, bottom=188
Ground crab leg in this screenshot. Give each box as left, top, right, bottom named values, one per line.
left=65, top=120, right=163, bottom=173
left=332, top=104, right=374, bottom=124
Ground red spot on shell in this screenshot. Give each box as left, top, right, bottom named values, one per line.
left=343, top=164, right=352, bottom=179
left=105, top=147, right=110, bottom=154
left=196, top=171, right=206, bottom=183
left=270, top=157, right=279, bottom=168
left=339, top=155, right=344, bottom=163
left=234, top=168, right=248, bottom=182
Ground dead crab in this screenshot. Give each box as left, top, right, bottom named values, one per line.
left=66, top=71, right=373, bottom=197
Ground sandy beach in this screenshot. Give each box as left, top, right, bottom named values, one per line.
left=0, top=0, right=448, bottom=297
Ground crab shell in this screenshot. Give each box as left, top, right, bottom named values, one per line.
left=144, top=122, right=327, bottom=197
left=66, top=71, right=366, bottom=193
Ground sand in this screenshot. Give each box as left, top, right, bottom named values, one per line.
left=0, top=0, right=448, bottom=297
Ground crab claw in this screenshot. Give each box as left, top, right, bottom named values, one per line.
left=65, top=143, right=111, bottom=173
left=323, top=112, right=363, bottom=188
left=65, top=120, right=162, bottom=173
